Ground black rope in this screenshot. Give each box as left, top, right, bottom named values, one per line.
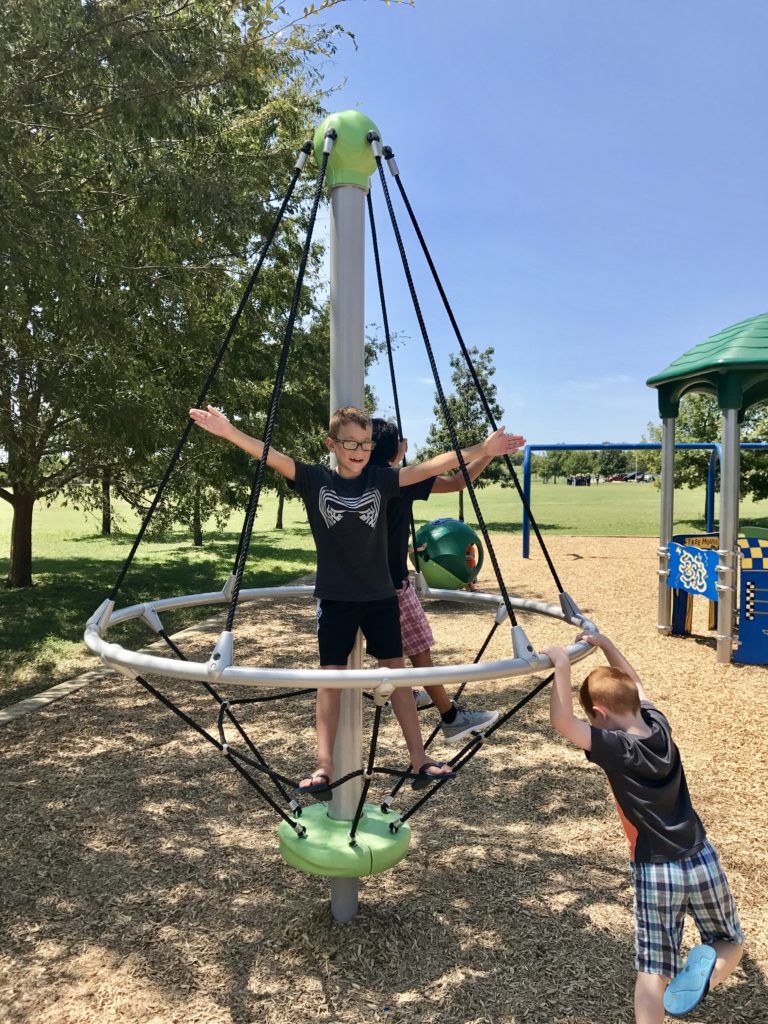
left=157, top=630, right=296, bottom=806
left=108, top=142, right=313, bottom=602
left=370, top=141, right=518, bottom=627
left=383, top=148, right=565, bottom=594
left=381, top=618, right=501, bottom=805
left=448, top=618, right=500, bottom=706
left=143, top=670, right=430, bottom=797
left=223, top=139, right=333, bottom=633
left=216, top=689, right=316, bottom=706
left=134, top=675, right=305, bottom=833
left=394, top=672, right=555, bottom=827
left=349, top=703, right=384, bottom=844
left=367, top=191, right=422, bottom=573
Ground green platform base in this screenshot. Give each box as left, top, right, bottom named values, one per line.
left=279, top=803, right=411, bottom=878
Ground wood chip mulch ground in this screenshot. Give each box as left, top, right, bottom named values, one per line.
left=1, top=536, right=766, bottom=1024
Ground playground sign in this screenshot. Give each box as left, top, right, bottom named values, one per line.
left=668, top=535, right=719, bottom=603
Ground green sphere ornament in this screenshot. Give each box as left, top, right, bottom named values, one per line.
left=313, top=110, right=381, bottom=190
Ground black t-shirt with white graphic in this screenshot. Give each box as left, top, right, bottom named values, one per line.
left=387, top=477, right=436, bottom=587
left=586, top=701, right=706, bottom=863
left=291, top=461, right=401, bottom=601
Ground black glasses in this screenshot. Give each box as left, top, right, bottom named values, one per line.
left=332, top=437, right=376, bottom=451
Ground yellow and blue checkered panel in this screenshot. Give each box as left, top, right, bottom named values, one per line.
left=738, top=536, right=768, bottom=570
left=735, top=537, right=768, bottom=665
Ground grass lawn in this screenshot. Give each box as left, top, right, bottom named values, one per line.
left=422, top=476, right=768, bottom=537
left=0, top=495, right=317, bottom=707
left=2, top=478, right=768, bottom=707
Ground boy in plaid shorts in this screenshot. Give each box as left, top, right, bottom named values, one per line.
left=370, top=419, right=517, bottom=745
left=544, top=633, right=744, bottom=1024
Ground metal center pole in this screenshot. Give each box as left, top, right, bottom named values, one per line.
left=328, top=182, right=367, bottom=924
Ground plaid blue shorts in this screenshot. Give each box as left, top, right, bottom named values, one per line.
left=631, top=837, right=745, bottom=977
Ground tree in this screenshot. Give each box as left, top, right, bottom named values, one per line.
left=0, top=0, right=338, bottom=586
left=595, top=446, right=629, bottom=480
left=537, top=449, right=568, bottom=484
left=645, top=394, right=768, bottom=498
left=418, top=346, right=504, bottom=521
left=563, top=450, right=596, bottom=478
left=741, top=403, right=768, bottom=501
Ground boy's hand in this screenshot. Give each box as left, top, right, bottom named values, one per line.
left=576, top=631, right=611, bottom=650
left=483, top=428, right=526, bottom=457
left=189, top=405, right=233, bottom=438
left=541, top=644, right=570, bottom=665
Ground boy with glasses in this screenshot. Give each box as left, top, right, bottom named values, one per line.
left=189, top=404, right=524, bottom=798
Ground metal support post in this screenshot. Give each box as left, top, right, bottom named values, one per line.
left=656, top=418, right=676, bottom=634
left=716, top=409, right=740, bottom=664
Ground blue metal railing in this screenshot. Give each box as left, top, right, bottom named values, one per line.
left=521, top=442, right=768, bottom=558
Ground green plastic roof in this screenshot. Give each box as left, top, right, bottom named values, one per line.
left=647, top=312, right=768, bottom=417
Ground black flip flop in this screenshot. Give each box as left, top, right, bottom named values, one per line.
left=298, top=770, right=333, bottom=802
left=412, top=761, right=456, bottom=791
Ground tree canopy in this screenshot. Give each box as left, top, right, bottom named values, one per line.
left=0, top=0, right=341, bottom=585
left=418, top=346, right=506, bottom=519
left=645, top=394, right=768, bottom=499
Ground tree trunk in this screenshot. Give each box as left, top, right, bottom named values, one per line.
left=275, top=492, right=284, bottom=530
left=458, top=490, right=464, bottom=522
left=101, top=468, right=111, bottom=536
left=192, top=490, right=203, bottom=547
left=6, top=491, right=35, bottom=588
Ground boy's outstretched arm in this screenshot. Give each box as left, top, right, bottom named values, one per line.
left=189, top=406, right=296, bottom=481
left=578, top=632, right=650, bottom=702
left=399, top=429, right=525, bottom=486
left=431, top=455, right=493, bottom=493
left=542, top=645, right=592, bottom=751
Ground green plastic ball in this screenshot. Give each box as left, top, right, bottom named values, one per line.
left=410, top=518, right=484, bottom=590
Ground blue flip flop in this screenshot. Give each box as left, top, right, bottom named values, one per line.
left=412, top=761, right=456, bottom=791
left=664, top=944, right=717, bottom=1018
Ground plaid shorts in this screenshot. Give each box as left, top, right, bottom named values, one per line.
left=632, top=837, right=745, bottom=977
left=396, top=577, right=434, bottom=658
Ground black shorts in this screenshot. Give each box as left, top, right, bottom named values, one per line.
left=316, top=596, right=403, bottom=666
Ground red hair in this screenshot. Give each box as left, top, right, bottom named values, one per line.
left=579, top=666, right=640, bottom=717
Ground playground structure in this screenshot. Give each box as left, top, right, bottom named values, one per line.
left=666, top=529, right=768, bottom=665
left=648, top=312, right=768, bottom=664
left=83, top=110, right=598, bottom=923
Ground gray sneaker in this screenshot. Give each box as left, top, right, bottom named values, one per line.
left=441, top=705, right=499, bottom=744
left=413, top=688, right=431, bottom=709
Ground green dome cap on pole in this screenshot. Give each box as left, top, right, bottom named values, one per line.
left=313, top=110, right=381, bottom=190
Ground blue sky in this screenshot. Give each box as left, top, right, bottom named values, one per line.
left=309, top=0, right=768, bottom=450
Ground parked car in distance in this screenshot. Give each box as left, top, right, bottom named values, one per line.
left=606, top=473, right=626, bottom=482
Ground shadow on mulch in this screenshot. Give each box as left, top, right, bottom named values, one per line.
left=1, top=537, right=766, bottom=1024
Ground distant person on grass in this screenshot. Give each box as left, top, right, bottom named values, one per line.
left=370, top=417, right=522, bottom=744
left=190, top=403, right=524, bottom=798
left=543, top=632, right=744, bottom=1024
